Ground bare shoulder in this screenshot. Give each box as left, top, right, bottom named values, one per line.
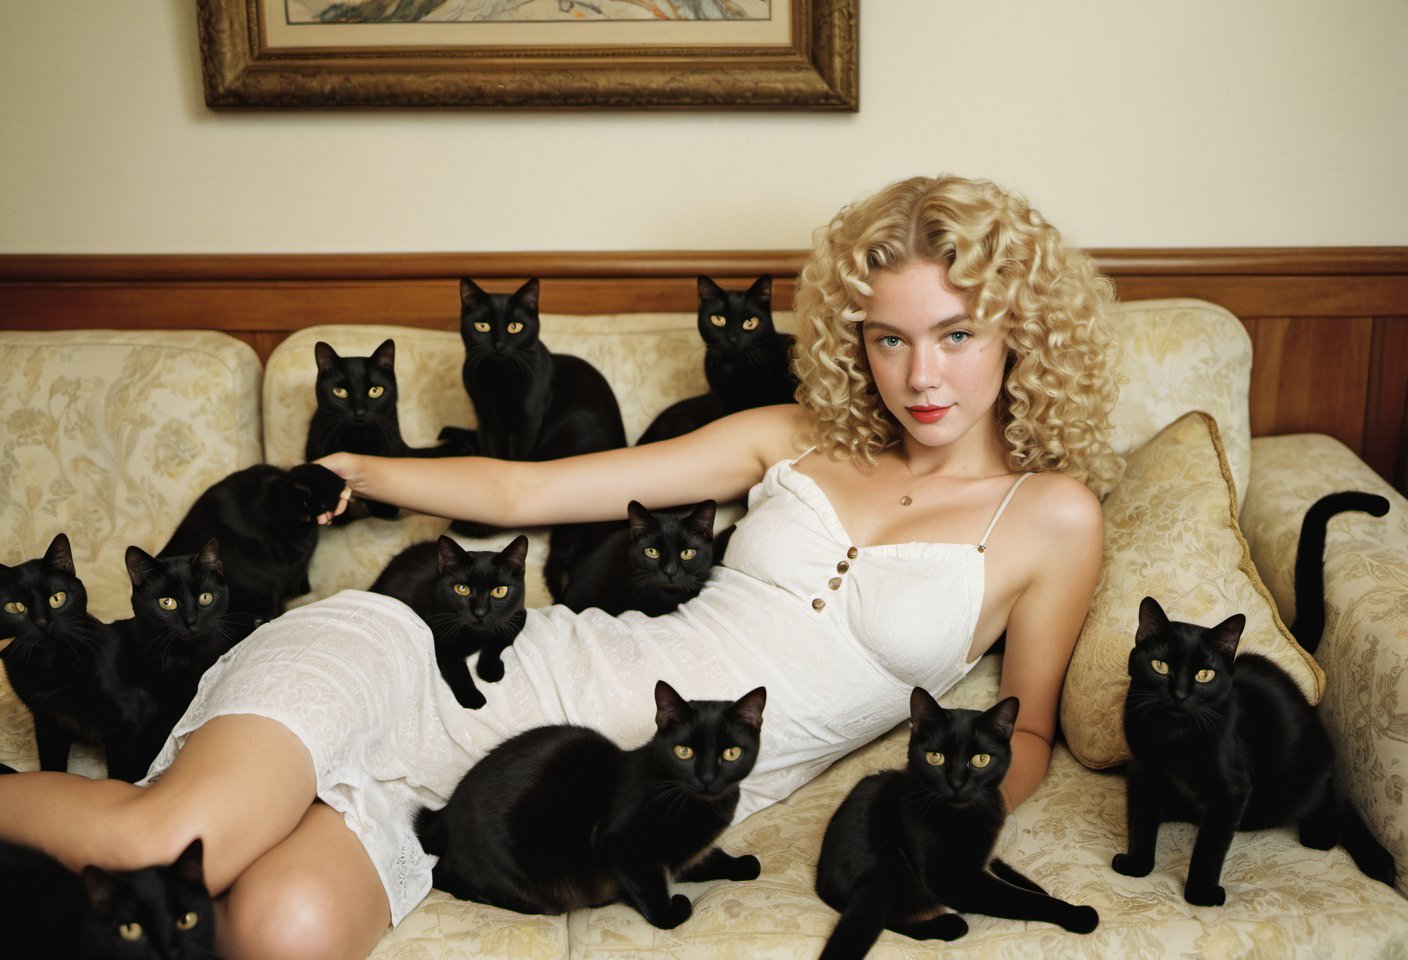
left=1010, top=472, right=1103, bottom=548
left=706, top=403, right=815, bottom=466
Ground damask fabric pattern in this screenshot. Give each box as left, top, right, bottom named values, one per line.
left=0, top=330, right=263, bottom=621
left=371, top=658, right=1408, bottom=960
left=1239, top=433, right=1408, bottom=897
left=1060, top=411, right=1323, bottom=770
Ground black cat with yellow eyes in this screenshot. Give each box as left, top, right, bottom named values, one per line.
left=815, top=689, right=1097, bottom=960
left=637, top=274, right=797, bottom=445
left=1114, top=596, right=1395, bottom=905
left=416, top=679, right=766, bottom=929
left=0, top=835, right=214, bottom=960
left=116, top=539, right=261, bottom=770
left=0, top=534, right=158, bottom=782
left=552, top=500, right=717, bottom=617
left=370, top=534, right=528, bottom=710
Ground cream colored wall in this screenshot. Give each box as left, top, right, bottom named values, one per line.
left=1, top=1, right=1404, bottom=254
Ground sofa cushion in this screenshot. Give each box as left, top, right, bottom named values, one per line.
left=1103, top=299, right=1252, bottom=508
left=1240, top=433, right=1408, bottom=896
left=0, top=330, right=263, bottom=621
left=1060, top=411, right=1323, bottom=769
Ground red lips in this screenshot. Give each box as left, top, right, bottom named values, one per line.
left=907, top=404, right=952, bottom=424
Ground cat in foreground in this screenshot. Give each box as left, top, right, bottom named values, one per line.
left=814, top=690, right=1098, bottom=959
left=1114, top=596, right=1395, bottom=905
left=415, top=680, right=766, bottom=929
left=0, top=835, right=214, bottom=959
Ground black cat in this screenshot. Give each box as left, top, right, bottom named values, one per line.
left=158, top=462, right=345, bottom=620
left=637, top=275, right=796, bottom=445
left=551, top=500, right=717, bottom=617
left=815, top=690, right=1097, bottom=959
left=1289, top=491, right=1390, bottom=654
left=305, top=338, right=405, bottom=521
left=1113, top=596, right=1396, bottom=905
left=0, top=837, right=214, bottom=960
left=370, top=535, right=528, bottom=710
left=0, top=534, right=158, bottom=782
left=445, top=278, right=626, bottom=536
left=415, top=680, right=766, bottom=928
left=116, top=540, right=261, bottom=766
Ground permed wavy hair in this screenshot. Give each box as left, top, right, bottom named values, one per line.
left=791, top=174, right=1124, bottom=496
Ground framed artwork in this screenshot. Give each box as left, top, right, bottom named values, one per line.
left=197, top=0, right=858, bottom=110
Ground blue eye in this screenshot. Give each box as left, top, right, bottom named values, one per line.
left=946, top=330, right=971, bottom=344
left=877, top=335, right=902, bottom=348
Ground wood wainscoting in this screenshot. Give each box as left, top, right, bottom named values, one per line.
left=1, top=249, right=1405, bottom=493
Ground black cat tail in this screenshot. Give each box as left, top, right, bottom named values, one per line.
left=413, top=805, right=446, bottom=855
left=1291, top=491, right=1389, bottom=654
left=819, top=870, right=891, bottom=960
left=1339, top=805, right=1397, bottom=887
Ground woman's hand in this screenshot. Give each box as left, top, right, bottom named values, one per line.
left=312, top=452, right=361, bottom=525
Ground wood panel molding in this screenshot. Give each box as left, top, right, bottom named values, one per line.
left=1, top=247, right=1404, bottom=492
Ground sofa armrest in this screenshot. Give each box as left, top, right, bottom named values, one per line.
left=1241, top=433, right=1408, bottom=894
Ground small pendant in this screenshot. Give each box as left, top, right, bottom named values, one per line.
left=899, top=495, right=913, bottom=507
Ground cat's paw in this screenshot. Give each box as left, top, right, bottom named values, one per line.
left=476, top=657, right=505, bottom=683
left=289, top=462, right=349, bottom=519
left=1062, top=904, right=1100, bottom=934
left=1183, top=880, right=1225, bottom=907
left=453, top=687, right=487, bottom=710
left=1111, top=852, right=1153, bottom=878
left=931, top=913, right=968, bottom=941
left=650, top=894, right=692, bottom=929
left=728, top=854, right=761, bottom=881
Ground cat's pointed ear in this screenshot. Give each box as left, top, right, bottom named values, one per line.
left=80, top=865, right=119, bottom=911
left=173, top=838, right=207, bottom=888
left=1209, top=613, right=1246, bottom=659
left=512, top=278, right=540, bottom=314
left=371, top=338, right=396, bottom=371
left=983, top=696, right=1021, bottom=742
left=686, top=500, right=717, bottom=538
left=654, top=679, right=691, bottom=728
left=460, top=277, right=488, bottom=307
left=125, top=545, right=158, bottom=587
left=627, top=501, right=652, bottom=538
left=499, top=535, right=529, bottom=571
left=746, top=274, right=772, bottom=304
left=314, top=341, right=339, bottom=372
left=697, top=275, right=726, bottom=302
left=195, top=538, right=224, bottom=577
left=729, top=686, right=767, bottom=730
left=1135, top=596, right=1170, bottom=647
left=909, top=686, right=944, bottom=730
left=436, top=536, right=462, bottom=575
left=45, top=533, right=75, bottom=574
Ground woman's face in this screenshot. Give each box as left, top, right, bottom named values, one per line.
left=861, top=261, right=1009, bottom=452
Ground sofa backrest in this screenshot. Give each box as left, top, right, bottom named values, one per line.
left=0, top=330, right=263, bottom=620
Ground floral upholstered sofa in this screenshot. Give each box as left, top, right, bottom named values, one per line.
left=2, top=298, right=1407, bottom=959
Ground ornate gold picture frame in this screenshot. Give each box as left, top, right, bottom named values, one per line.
left=197, top=0, right=858, bottom=110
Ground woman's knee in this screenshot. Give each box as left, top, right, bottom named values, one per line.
left=221, top=867, right=380, bottom=960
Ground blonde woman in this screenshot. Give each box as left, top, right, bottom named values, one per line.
left=0, top=174, right=1120, bottom=960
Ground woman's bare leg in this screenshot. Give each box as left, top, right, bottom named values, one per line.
left=218, top=800, right=391, bottom=960
left=0, top=714, right=316, bottom=891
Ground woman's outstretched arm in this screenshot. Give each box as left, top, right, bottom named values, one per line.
left=317, top=404, right=808, bottom=528
left=992, top=473, right=1104, bottom=811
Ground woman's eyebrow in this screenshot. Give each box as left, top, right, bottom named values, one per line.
left=863, top=312, right=970, bottom=334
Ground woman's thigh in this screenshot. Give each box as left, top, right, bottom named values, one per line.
left=219, top=800, right=391, bottom=960
left=135, top=713, right=319, bottom=891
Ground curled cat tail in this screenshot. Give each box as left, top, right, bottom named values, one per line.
left=1291, top=492, right=1390, bottom=654
left=1339, top=804, right=1397, bottom=888
left=818, top=869, right=891, bottom=960
left=413, top=805, right=446, bottom=856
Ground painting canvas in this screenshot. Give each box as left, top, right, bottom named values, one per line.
left=197, top=0, right=858, bottom=108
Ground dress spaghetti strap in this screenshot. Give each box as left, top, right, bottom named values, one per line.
left=976, top=473, right=1034, bottom=553
left=793, top=445, right=818, bottom=465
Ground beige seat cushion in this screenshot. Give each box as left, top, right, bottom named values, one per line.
left=0, top=330, right=263, bottom=621
left=1060, top=411, right=1323, bottom=769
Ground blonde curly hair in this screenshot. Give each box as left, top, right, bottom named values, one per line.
left=792, top=174, right=1124, bottom=496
